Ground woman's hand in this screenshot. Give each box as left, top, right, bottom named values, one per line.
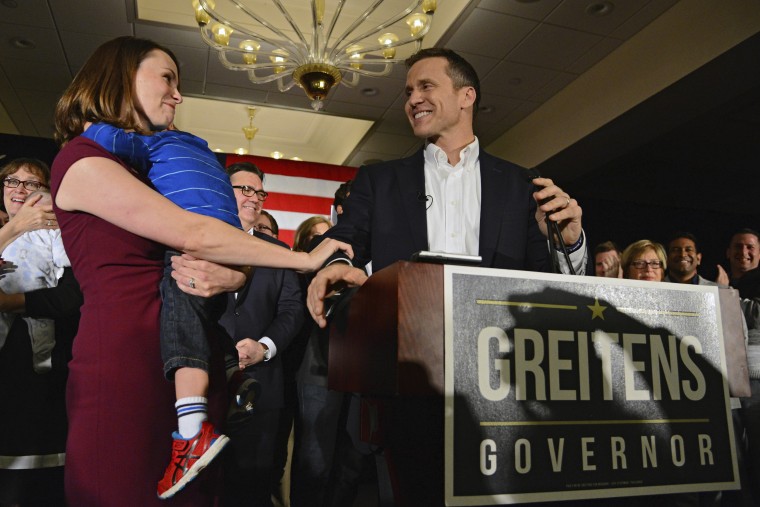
left=170, top=253, right=247, bottom=297
left=0, top=194, right=58, bottom=255
left=299, top=238, right=354, bottom=273
left=7, top=193, right=57, bottom=233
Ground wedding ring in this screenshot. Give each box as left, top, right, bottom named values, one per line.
left=46, top=220, right=52, bottom=226
left=189, top=278, right=196, bottom=289
left=565, top=197, right=571, bottom=207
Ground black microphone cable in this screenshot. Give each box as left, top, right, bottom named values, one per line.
left=525, top=168, right=575, bottom=275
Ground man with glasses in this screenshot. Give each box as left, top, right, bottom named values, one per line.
left=254, top=210, right=279, bottom=239
left=222, top=161, right=304, bottom=505
left=228, top=162, right=269, bottom=234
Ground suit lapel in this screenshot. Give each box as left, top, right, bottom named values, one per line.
left=478, top=150, right=508, bottom=266
left=397, top=150, right=428, bottom=252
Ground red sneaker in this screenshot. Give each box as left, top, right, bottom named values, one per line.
left=157, top=421, right=229, bottom=499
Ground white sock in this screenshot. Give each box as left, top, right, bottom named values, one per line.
left=175, top=396, right=208, bottom=439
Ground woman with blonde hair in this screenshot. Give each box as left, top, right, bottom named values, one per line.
left=621, top=239, right=667, bottom=282
left=293, top=216, right=333, bottom=252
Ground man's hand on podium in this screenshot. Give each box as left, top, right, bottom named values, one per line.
left=307, top=263, right=368, bottom=328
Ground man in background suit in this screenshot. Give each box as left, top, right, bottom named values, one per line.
left=220, top=162, right=305, bottom=506
left=301, top=48, right=587, bottom=505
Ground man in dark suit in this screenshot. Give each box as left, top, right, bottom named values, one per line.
left=307, top=47, right=586, bottom=325
left=220, top=162, right=305, bottom=506
left=299, top=48, right=588, bottom=506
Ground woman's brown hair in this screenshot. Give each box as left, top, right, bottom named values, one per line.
left=0, top=158, right=51, bottom=185
left=53, top=36, right=179, bottom=147
left=293, top=216, right=332, bottom=252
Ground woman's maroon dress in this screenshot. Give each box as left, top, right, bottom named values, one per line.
left=51, top=138, right=219, bottom=506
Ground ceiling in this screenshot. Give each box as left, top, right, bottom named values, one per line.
left=1, top=0, right=759, bottom=216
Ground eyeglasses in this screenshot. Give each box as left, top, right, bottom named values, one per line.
left=254, top=224, right=273, bottom=234
left=3, top=177, right=48, bottom=191
left=232, top=185, right=268, bottom=200
left=631, top=259, right=664, bottom=270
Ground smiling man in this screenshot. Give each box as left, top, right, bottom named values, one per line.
left=227, top=161, right=267, bottom=233
left=720, top=229, right=760, bottom=284
left=664, top=232, right=714, bottom=285
left=307, top=48, right=587, bottom=328
left=300, top=47, right=589, bottom=507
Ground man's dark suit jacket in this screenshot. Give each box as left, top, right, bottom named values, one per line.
left=219, top=232, right=305, bottom=411
left=320, top=148, right=552, bottom=273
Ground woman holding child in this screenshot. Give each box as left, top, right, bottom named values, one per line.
left=51, top=36, right=352, bottom=506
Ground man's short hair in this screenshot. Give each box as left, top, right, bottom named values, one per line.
left=405, top=47, right=481, bottom=112
left=667, top=231, right=699, bottom=251
left=226, top=161, right=265, bottom=181
left=334, top=180, right=352, bottom=207
left=730, top=228, right=760, bottom=244
left=260, top=209, right=279, bottom=236
left=593, top=240, right=620, bottom=256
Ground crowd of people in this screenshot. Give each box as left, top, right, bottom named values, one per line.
left=591, top=232, right=760, bottom=506
left=0, top=33, right=756, bottom=507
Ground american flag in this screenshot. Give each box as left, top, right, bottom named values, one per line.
left=222, top=154, right=357, bottom=248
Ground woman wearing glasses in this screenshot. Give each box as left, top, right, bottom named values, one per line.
left=0, top=159, right=58, bottom=250
left=0, top=158, right=82, bottom=506
left=50, top=36, right=352, bottom=506
left=621, top=239, right=667, bottom=281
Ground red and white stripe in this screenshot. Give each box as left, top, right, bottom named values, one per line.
left=224, top=154, right=357, bottom=248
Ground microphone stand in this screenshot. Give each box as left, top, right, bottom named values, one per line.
left=526, top=168, right=575, bottom=275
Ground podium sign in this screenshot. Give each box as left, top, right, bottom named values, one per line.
left=443, top=265, right=739, bottom=505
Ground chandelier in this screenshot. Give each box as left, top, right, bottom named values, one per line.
left=191, top=0, right=437, bottom=110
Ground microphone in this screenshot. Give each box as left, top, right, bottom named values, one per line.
left=525, top=168, right=575, bottom=275
left=416, top=192, right=433, bottom=209
left=525, top=168, right=552, bottom=206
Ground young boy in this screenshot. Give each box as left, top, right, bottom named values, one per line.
left=82, top=123, right=257, bottom=499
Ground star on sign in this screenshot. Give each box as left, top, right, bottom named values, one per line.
left=587, top=298, right=607, bottom=320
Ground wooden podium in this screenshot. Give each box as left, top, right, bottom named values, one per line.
left=328, top=260, right=445, bottom=396
left=325, top=261, right=750, bottom=506
left=327, top=261, right=447, bottom=506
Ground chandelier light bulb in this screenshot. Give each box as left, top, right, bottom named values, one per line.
left=406, top=13, right=428, bottom=37
left=378, top=33, right=399, bottom=59
left=242, top=125, right=258, bottom=141
left=192, top=0, right=214, bottom=26
left=345, top=45, right=364, bottom=70
left=239, top=40, right=260, bottom=64
left=422, top=0, right=437, bottom=14
left=211, top=23, right=233, bottom=45
left=270, top=49, right=288, bottom=74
